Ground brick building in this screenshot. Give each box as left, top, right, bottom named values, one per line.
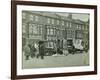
left=22, top=11, right=89, bottom=52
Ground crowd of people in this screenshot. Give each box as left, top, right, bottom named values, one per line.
left=24, top=41, right=45, bottom=60
left=23, top=40, right=89, bottom=60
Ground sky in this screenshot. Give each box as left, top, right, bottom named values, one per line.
left=57, top=13, right=89, bottom=22
left=27, top=11, right=90, bottom=22
left=72, top=13, right=89, bottom=22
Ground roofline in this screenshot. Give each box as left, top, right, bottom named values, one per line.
left=23, top=11, right=88, bottom=25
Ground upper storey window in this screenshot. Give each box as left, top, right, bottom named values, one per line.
left=35, top=16, right=39, bottom=22
left=57, top=20, right=60, bottom=25
left=22, top=12, right=26, bottom=19
left=29, top=15, right=34, bottom=21
left=47, top=18, right=51, bottom=24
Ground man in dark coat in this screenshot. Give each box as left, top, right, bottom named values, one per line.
left=38, top=41, right=45, bottom=59
left=30, top=44, right=36, bottom=58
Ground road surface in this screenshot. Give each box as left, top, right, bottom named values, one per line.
left=22, top=52, right=89, bottom=69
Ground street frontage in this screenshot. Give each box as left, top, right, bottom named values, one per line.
left=22, top=11, right=89, bottom=69
left=22, top=52, right=89, bottom=69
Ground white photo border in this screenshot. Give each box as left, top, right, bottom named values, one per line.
left=17, top=5, right=95, bottom=75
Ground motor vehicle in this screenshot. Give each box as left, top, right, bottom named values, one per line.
left=67, top=39, right=84, bottom=54
left=45, top=48, right=56, bottom=56
left=73, top=39, right=84, bottom=53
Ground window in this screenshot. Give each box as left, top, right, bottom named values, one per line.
left=47, top=26, right=50, bottom=35
left=78, top=25, right=81, bottom=30
left=77, top=25, right=79, bottom=29
left=47, top=27, right=54, bottom=35
left=75, top=30, right=83, bottom=39
left=50, top=29, right=53, bottom=35
left=22, top=12, right=26, bottom=19
left=29, top=24, right=33, bottom=34
left=51, top=19, right=54, bottom=24
left=29, top=24, right=33, bottom=38
left=70, top=22, right=72, bottom=28
left=62, top=21, right=64, bottom=26
left=66, top=21, right=68, bottom=27
left=53, top=28, right=56, bottom=35
left=29, top=15, right=33, bottom=21
left=35, top=16, right=39, bottom=21
left=49, top=42, right=53, bottom=48
left=68, top=22, right=70, bottom=27
left=32, top=24, right=38, bottom=34
left=47, top=18, right=51, bottom=24
left=22, top=23, right=26, bottom=33
left=67, top=30, right=73, bottom=38
left=57, top=20, right=60, bottom=25
left=29, top=24, right=42, bottom=38
left=38, top=25, right=42, bottom=35
left=47, top=28, right=50, bottom=35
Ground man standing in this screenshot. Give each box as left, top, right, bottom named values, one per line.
left=30, top=43, right=36, bottom=58
left=24, top=42, right=30, bottom=60
left=39, top=41, right=45, bottom=59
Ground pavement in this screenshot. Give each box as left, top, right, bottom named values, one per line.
left=22, top=52, right=89, bottom=69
